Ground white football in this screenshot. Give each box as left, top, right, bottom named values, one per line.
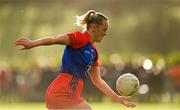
left=116, top=73, right=140, bottom=96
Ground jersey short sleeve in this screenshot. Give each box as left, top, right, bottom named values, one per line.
left=68, top=31, right=90, bottom=48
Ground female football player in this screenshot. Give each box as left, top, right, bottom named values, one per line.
left=15, top=10, right=136, bottom=110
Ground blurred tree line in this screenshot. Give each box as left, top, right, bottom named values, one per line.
left=0, top=0, right=180, bottom=63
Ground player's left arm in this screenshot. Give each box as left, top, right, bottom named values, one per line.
left=88, top=66, right=136, bottom=108
left=14, top=34, right=70, bottom=50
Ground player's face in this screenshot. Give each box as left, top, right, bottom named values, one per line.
left=94, top=20, right=108, bottom=42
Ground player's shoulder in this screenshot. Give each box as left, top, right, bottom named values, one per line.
left=73, top=31, right=83, bottom=37
left=68, top=31, right=90, bottom=48
left=69, top=31, right=87, bottom=39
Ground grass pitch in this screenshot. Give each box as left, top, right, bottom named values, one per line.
left=0, top=102, right=179, bottom=110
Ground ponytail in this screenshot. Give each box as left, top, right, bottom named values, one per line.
left=75, top=10, right=107, bottom=29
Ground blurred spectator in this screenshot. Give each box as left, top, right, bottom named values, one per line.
left=168, top=65, right=180, bottom=86
left=0, top=68, right=12, bottom=96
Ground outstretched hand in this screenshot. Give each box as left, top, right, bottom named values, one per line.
left=14, top=38, right=34, bottom=50
left=117, top=96, right=136, bottom=108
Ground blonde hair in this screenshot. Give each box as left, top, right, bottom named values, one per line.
left=75, top=10, right=107, bottom=29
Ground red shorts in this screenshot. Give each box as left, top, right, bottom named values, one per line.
left=46, top=73, right=84, bottom=109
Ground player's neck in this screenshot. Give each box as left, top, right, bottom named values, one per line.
left=85, top=30, right=95, bottom=43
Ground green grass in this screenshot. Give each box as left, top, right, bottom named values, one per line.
left=92, top=102, right=180, bottom=110
left=0, top=102, right=179, bottom=110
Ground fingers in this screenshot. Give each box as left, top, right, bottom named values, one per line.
left=120, top=96, right=132, bottom=101
left=126, top=102, right=136, bottom=108
left=15, top=38, right=24, bottom=44
left=131, top=103, right=136, bottom=108
left=14, top=38, right=30, bottom=50
left=123, top=101, right=136, bottom=108
left=15, top=38, right=27, bottom=41
left=119, top=96, right=136, bottom=108
left=14, top=41, right=25, bottom=46
left=14, top=38, right=29, bottom=47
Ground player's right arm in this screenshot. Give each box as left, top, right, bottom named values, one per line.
left=14, top=34, right=70, bottom=50
left=88, top=66, right=136, bottom=108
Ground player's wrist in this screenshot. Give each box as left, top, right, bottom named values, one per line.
left=112, top=93, right=121, bottom=102
left=30, top=40, right=37, bottom=48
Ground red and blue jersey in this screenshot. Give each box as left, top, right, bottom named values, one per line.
left=59, top=31, right=99, bottom=80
